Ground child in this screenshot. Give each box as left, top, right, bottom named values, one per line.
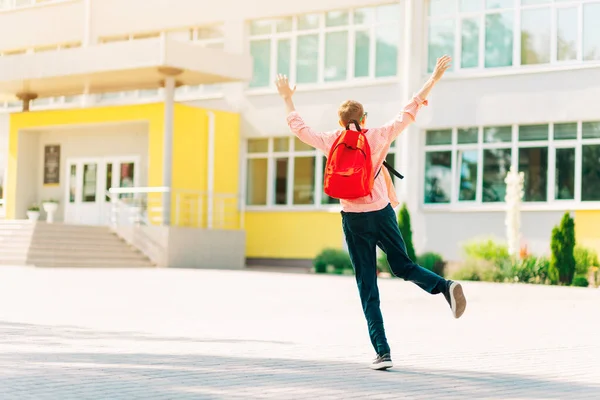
left=275, top=55, right=466, bottom=371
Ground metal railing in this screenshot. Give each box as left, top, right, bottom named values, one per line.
left=107, top=187, right=244, bottom=230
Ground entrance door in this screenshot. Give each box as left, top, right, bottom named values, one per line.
left=65, top=157, right=139, bottom=225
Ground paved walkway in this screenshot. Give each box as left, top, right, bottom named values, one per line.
left=0, top=266, right=598, bottom=399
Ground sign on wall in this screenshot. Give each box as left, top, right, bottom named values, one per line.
left=44, top=144, right=61, bottom=185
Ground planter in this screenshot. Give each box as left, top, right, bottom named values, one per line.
left=43, top=202, right=58, bottom=223
left=27, top=211, right=40, bottom=222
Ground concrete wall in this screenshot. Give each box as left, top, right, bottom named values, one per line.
left=422, top=211, right=566, bottom=261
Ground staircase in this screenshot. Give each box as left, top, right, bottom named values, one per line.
left=0, top=220, right=155, bottom=268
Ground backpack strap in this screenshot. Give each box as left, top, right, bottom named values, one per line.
left=345, top=119, right=362, bottom=131
left=375, top=160, right=405, bottom=180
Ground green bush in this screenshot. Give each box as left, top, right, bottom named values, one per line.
left=398, top=204, right=417, bottom=262
left=417, top=252, right=445, bottom=277
left=572, top=275, right=589, bottom=287
left=508, top=256, right=550, bottom=284
left=314, top=248, right=352, bottom=274
left=574, top=245, right=599, bottom=276
left=549, top=212, right=576, bottom=285
left=377, top=254, right=392, bottom=275
left=451, top=239, right=511, bottom=282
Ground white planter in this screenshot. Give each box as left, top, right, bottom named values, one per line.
left=43, top=202, right=59, bottom=223
left=27, top=211, right=40, bottom=222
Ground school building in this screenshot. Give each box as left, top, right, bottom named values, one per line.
left=1, top=0, right=599, bottom=267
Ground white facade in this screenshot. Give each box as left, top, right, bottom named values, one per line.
left=1, top=0, right=600, bottom=260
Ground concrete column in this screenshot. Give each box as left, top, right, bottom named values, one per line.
left=16, top=93, right=38, bottom=112
left=159, top=67, right=182, bottom=226
left=83, top=0, right=93, bottom=47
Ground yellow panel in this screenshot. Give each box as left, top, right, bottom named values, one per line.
left=7, top=104, right=164, bottom=219
left=245, top=211, right=343, bottom=259
left=575, top=210, right=600, bottom=255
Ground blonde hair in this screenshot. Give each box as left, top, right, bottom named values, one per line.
left=338, top=100, right=364, bottom=129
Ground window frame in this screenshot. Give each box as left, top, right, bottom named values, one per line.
left=422, top=120, right=600, bottom=211
left=425, top=0, right=600, bottom=76
left=246, top=3, right=403, bottom=93
left=244, top=136, right=401, bottom=211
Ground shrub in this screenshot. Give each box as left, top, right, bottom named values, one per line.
left=549, top=212, right=576, bottom=285
left=398, top=204, right=417, bottom=262
left=377, top=253, right=392, bottom=275
left=452, top=239, right=511, bottom=282
left=572, top=275, right=589, bottom=287
left=417, top=252, right=445, bottom=277
left=508, top=256, right=550, bottom=284
left=574, top=245, right=599, bottom=276
left=314, top=248, right=352, bottom=274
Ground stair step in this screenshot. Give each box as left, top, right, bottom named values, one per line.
left=30, top=259, right=155, bottom=268
left=27, top=249, right=147, bottom=260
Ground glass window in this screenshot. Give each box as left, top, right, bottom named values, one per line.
left=275, top=18, right=293, bottom=33
left=429, top=0, right=457, bottom=16
left=428, top=19, right=455, bottom=72
left=458, top=150, right=478, bottom=201
left=461, top=0, right=482, bottom=12
left=354, top=31, right=370, bottom=77
left=295, top=138, right=313, bottom=152
left=105, top=163, right=113, bottom=202
left=354, top=7, right=374, bottom=25
left=246, top=159, right=268, bottom=205
left=293, top=157, right=315, bottom=204
left=521, top=8, right=551, bottom=65
left=458, top=128, right=478, bottom=144
left=274, top=158, right=288, bottom=205
left=250, top=20, right=272, bottom=35
left=273, top=138, right=289, bottom=152
left=298, top=14, right=320, bottom=30
left=321, top=156, right=340, bottom=204
left=426, top=129, right=453, bottom=145
left=69, top=164, right=77, bottom=203
left=277, top=39, right=291, bottom=79
left=325, top=31, right=348, bottom=82
left=82, top=163, right=98, bottom=203
left=296, top=35, right=319, bottom=84
left=519, top=124, right=548, bottom=141
left=582, top=145, right=600, bottom=201
left=483, top=148, right=511, bottom=202
left=519, top=147, right=548, bottom=202
left=557, top=7, right=578, bottom=62
left=248, top=139, right=269, bottom=153
left=582, top=122, right=600, bottom=139
left=554, top=123, right=577, bottom=140
left=583, top=3, right=600, bottom=61
left=375, top=25, right=400, bottom=77
left=485, top=12, right=514, bottom=68
left=555, top=148, right=575, bottom=200
left=249, top=40, right=271, bottom=88
left=484, top=126, right=512, bottom=143
left=461, top=17, right=480, bottom=69
left=326, top=10, right=349, bottom=27
left=385, top=153, right=398, bottom=184
left=486, top=0, right=512, bottom=9
left=376, top=3, right=401, bottom=23
left=425, top=151, right=452, bottom=204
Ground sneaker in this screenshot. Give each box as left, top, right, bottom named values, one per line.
left=370, top=353, right=393, bottom=370
left=444, top=280, right=467, bottom=319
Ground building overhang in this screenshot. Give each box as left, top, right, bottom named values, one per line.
left=0, top=37, right=252, bottom=101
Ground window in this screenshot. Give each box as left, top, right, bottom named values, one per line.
left=427, top=0, right=600, bottom=72
left=424, top=120, right=600, bottom=207
left=245, top=136, right=401, bottom=207
left=248, top=3, right=401, bottom=89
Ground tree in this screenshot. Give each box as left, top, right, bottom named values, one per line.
left=549, top=212, right=576, bottom=285
left=398, top=203, right=417, bottom=262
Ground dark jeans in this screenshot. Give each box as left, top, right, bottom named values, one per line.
left=341, top=203, right=447, bottom=356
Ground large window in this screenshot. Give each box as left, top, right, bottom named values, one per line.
left=245, top=137, right=400, bottom=207
left=424, top=121, right=600, bottom=206
left=427, top=0, right=600, bottom=72
left=248, top=3, right=401, bottom=89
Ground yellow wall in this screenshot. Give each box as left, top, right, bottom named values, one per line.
left=575, top=210, right=600, bottom=255
left=245, top=211, right=343, bottom=259
left=7, top=103, right=164, bottom=219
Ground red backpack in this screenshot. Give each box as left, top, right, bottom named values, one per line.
left=323, top=121, right=404, bottom=200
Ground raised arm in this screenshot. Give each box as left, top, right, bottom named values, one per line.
left=378, top=55, right=452, bottom=145
left=275, top=74, right=335, bottom=153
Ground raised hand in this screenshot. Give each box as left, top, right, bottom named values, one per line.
left=432, top=55, right=452, bottom=82
left=275, top=74, right=297, bottom=99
